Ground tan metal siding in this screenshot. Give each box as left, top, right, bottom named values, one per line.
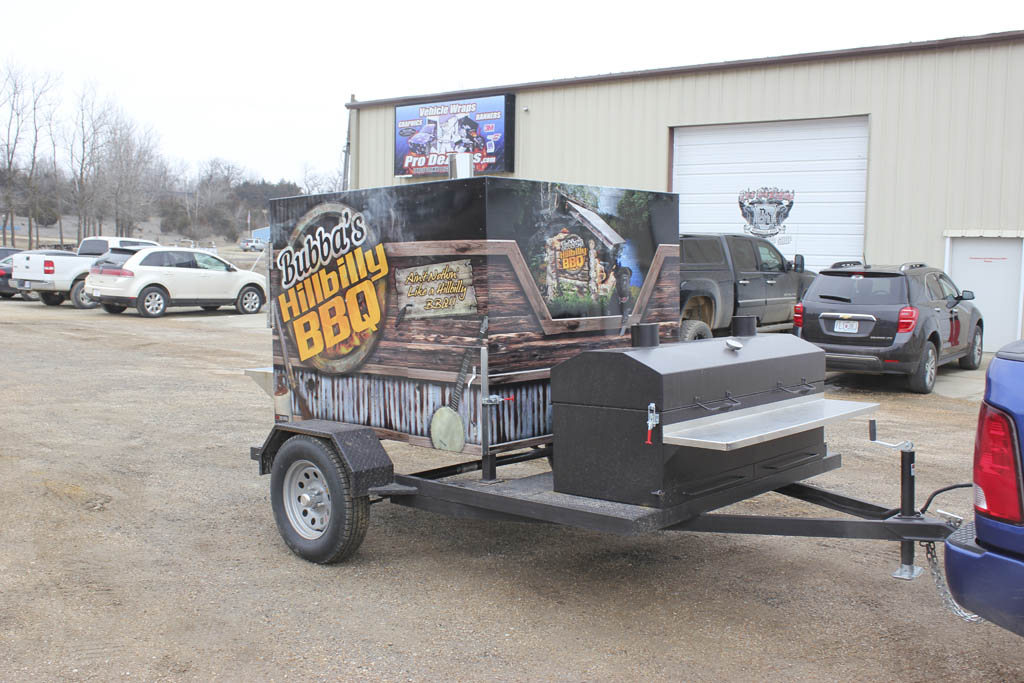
left=351, top=41, right=1024, bottom=270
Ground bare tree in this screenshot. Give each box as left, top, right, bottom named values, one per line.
left=0, top=64, right=27, bottom=247
left=66, top=86, right=109, bottom=242
left=23, top=71, right=59, bottom=248
left=301, top=160, right=345, bottom=195
left=103, top=109, right=159, bottom=237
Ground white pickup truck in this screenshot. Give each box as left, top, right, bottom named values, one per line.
left=11, top=236, right=159, bottom=308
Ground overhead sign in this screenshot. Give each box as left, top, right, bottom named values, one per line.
left=394, top=94, right=515, bottom=177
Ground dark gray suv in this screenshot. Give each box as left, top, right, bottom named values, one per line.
left=795, top=262, right=983, bottom=393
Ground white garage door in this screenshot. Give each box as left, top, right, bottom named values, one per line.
left=949, top=237, right=1024, bottom=351
left=673, top=117, right=868, bottom=273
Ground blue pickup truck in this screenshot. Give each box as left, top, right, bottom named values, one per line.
left=945, top=339, right=1024, bottom=636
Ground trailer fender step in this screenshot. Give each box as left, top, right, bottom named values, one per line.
left=368, top=483, right=419, bottom=497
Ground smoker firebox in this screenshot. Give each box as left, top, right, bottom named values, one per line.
left=551, top=334, right=871, bottom=509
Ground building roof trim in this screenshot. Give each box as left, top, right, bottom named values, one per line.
left=347, top=30, right=1024, bottom=110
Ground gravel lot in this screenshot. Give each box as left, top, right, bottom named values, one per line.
left=1, top=296, right=1021, bottom=682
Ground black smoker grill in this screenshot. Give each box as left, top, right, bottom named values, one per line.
left=551, top=333, right=870, bottom=512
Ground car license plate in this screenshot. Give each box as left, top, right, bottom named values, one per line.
left=835, top=320, right=859, bottom=334
left=93, top=289, right=101, bottom=297
left=21, top=280, right=31, bottom=289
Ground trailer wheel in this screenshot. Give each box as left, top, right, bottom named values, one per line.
left=270, top=435, right=369, bottom=564
left=679, top=319, right=713, bottom=341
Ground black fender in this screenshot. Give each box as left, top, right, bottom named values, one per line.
left=251, top=420, right=393, bottom=496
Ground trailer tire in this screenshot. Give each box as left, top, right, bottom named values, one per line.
left=679, top=319, right=713, bottom=341
left=40, top=292, right=65, bottom=306
left=71, top=280, right=99, bottom=309
left=270, top=435, right=369, bottom=564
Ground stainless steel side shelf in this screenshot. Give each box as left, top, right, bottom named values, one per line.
left=662, top=395, right=878, bottom=451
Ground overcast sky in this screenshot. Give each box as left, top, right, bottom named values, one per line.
left=4, top=1, right=1021, bottom=184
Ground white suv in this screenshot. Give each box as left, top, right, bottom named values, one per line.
left=86, top=247, right=267, bottom=317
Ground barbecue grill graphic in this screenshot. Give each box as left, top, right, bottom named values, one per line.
left=738, top=187, right=795, bottom=238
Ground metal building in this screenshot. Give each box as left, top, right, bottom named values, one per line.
left=345, top=31, right=1024, bottom=350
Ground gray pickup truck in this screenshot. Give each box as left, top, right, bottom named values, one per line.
left=679, top=233, right=814, bottom=339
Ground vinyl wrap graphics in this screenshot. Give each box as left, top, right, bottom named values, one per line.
left=269, top=178, right=680, bottom=453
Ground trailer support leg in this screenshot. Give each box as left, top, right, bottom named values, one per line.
left=892, top=448, right=924, bottom=580
left=480, top=345, right=497, bottom=482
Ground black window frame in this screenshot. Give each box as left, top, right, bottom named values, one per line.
left=727, top=237, right=758, bottom=272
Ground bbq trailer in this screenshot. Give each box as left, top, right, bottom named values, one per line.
left=248, top=178, right=959, bottom=580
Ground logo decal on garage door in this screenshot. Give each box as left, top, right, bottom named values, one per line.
left=738, top=187, right=794, bottom=241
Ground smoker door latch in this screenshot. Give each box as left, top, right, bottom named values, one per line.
left=482, top=394, right=514, bottom=406
left=645, top=402, right=660, bottom=445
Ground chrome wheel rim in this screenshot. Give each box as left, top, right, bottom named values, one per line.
left=144, top=292, right=164, bottom=315
left=283, top=459, right=330, bottom=539
left=926, top=347, right=937, bottom=387
left=241, top=290, right=260, bottom=312
left=973, top=331, right=983, bottom=366
left=76, top=287, right=92, bottom=306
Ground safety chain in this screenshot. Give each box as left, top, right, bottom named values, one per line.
left=920, top=541, right=985, bottom=623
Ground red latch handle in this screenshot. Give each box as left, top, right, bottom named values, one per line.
left=645, top=402, right=659, bottom=446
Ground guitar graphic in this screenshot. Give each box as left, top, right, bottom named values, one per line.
left=429, top=316, right=488, bottom=452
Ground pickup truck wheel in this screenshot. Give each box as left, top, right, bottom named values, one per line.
left=270, top=435, right=369, bottom=564
left=959, top=326, right=983, bottom=370
left=70, top=280, right=99, bottom=310
left=908, top=342, right=938, bottom=394
left=101, top=303, right=126, bottom=314
left=40, top=292, right=65, bottom=306
left=137, top=286, right=168, bottom=318
left=235, top=285, right=263, bottom=314
left=679, top=319, right=713, bottom=341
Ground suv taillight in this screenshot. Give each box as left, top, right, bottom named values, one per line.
left=793, top=303, right=803, bottom=328
left=974, top=402, right=1023, bottom=523
left=897, top=306, right=918, bottom=333
left=44, top=260, right=55, bottom=275
left=102, top=268, right=134, bottom=277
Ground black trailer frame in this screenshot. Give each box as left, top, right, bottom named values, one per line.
left=253, top=336, right=955, bottom=572
left=367, top=443, right=956, bottom=553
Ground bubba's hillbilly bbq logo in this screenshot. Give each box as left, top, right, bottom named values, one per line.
left=276, top=203, right=388, bottom=367
left=738, top=187, right=794, bottom=238
left=557, top=234, right=587, bottom=273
